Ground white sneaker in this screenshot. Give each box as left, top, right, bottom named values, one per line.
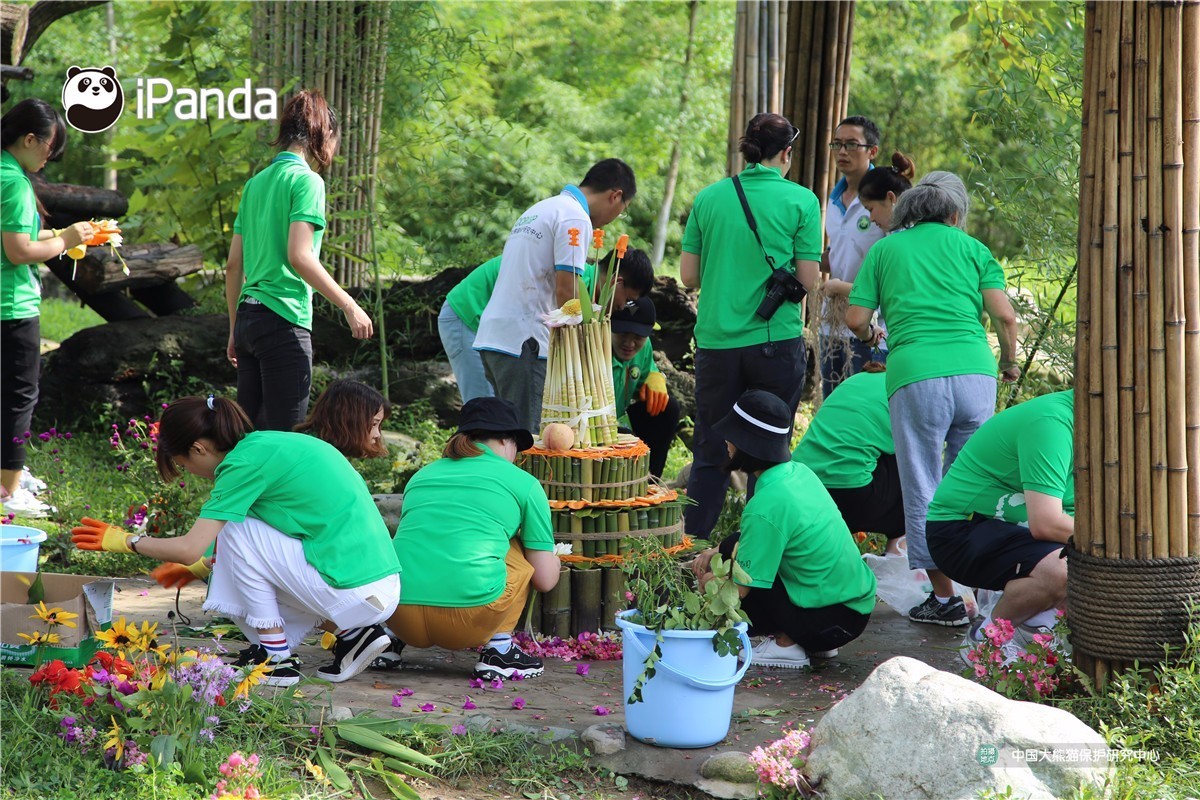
left=811, top=648, right=839, bottom=659
left=746, top=637, right=810, bottom=669
left=1014, top=623, right=1072, bottom=658
left=19, top=468, right=46, bottom=495
left=960, top=619, right=1025, bottom=668
left=2, top=487, right=51, bottom=518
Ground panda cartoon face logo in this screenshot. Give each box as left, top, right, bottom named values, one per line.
left=61, top=66, right=124, bottom=133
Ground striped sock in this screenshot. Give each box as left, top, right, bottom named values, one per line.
left=259, top=633, right=291, bottom=662
left=487, top=633, right=513, bottom=654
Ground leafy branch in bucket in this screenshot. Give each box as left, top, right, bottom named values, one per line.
left=620, top=536, right=748, bottom=704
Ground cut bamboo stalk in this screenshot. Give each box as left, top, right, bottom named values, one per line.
left=1182, top=0, right=1200, bottom=555
left=1075, top=0, right=1098, bottom=554
left=1101, top=0, right=1121, bottom=560
left=542, top=569, right=571, bottom=639
left=1133, top=0, right=1153, bottom=559
left=1118, top=0, right=1136, bottom=560
left=602, top=568, right=627, bottom=631
left=1148, top=0, right=1169, bottom=557
left=572, top=567, right=602, bottom=635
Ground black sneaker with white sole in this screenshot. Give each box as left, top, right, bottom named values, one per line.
left=315, top=624, right=392, bottom=683
left=261, top=656, right=304, bottom=687
left=227, top=644, right=268, bottom=669
left=369, top=637, right=406, bottom=670
left=474, top=643, right=544, bottom=680
left=908, top=592, right=971, bottom=627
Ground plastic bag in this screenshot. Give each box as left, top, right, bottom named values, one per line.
left=862, top=552, right=978, bottom=618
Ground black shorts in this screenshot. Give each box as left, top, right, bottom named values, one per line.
left=927, top=516, right=1063, bottom=591
left=825, top=454, right=905, bottom=539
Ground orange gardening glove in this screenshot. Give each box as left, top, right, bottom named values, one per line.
left=637, top=371, right=669, bottom=417
left=71, top=517, right=134, bottom=553
left=149, top=559, right=211, bottom=590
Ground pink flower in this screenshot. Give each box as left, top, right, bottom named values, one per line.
left=593, top=705, right=611, bottom=716
left=1032, top=633, right=1053, bottom=647
left=418, top=703, right=435, bottom=712
left=462, top=696, right=477, bottom=710
left=451, top=724, right=467, bottom=735
left=973, top=663, right=987, bottom=678
left=398, top=687, right=414, bottom=697
left=512, top=697, right=526, bottom=710
left=624, top=591, right=634, bottom=602
left=576, top=664, right=590, bottom=677
left=1024, top=653, right=1039, bottom=665
left=391, top=694, right=403, bottom=708
left=490, top=677, right=504, bottom=690
left=469, top=678, right=485, bottom=689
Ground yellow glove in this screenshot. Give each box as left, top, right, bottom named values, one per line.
left=638, top=371, right=670, bottom=417
left=149, top=558, right=211, bottom=589
left=70, top=517, right=133, bottom=553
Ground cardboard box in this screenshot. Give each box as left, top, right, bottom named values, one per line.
left=0, top=572, right=115, bottom=667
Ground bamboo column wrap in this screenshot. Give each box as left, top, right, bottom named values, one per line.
left=1071, top=1, right=1200, bottom=680
left=252, top=1, right=390, bottom=288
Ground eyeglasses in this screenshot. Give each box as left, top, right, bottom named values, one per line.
left=828, top=140, right=869, bottom=152
left=787, top=127, right=800, bottom=146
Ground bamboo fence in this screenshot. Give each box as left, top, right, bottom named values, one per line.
left=251, top=2, right=390, bottom=288
left=727, top=0, right=789, bottom=175
left=1070, top=0, right=1200, bottom=688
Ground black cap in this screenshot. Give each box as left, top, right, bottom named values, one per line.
left=712, top=390, right=793, bottom=463
left=611, top=296, right=656, bottom=337
left=455, top=397, right=535, bottom=452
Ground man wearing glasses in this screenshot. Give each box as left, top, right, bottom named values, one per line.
left=819, top=116, right=886, bottom=398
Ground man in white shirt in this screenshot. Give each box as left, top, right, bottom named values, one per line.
left=474, top=159, right=637, bottom=433
left=819, top=115, right=886, bottom=397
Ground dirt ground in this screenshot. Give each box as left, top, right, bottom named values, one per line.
left=96, top=577, right=963, bottom=799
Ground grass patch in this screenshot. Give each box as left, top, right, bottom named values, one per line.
left=38, top=297, right=104, bottom=344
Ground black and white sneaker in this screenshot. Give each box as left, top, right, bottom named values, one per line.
left=908, top=592, right=970, bottom=627
left=261, top=656, right=304, bottom=687
left=369, top=637, right=406, bottom=670
left=474, top=643, right=544, bottom=680
left=315, top=624, right=392, bottom=683
left=227, top=644, right=269, bottom=669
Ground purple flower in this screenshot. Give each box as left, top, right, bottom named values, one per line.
left=391, top=694, right=403, bottom=708
left=398, top=687, right=414, bottom=697
left=468, top=678, right=485, bottom=689
left=489, top=677, right=504, bottom=690
left=451, top=724, right=467, bottom=736
left=592, top=705, right=611, bottom=716
left=511, top=673, right=525, bottom=681
left=418, top=703, right=435, bottom=712
left=462, top=696, right=477, bottom=710
left=511, top=697, right=526, bottom=710
left=576, top=664, right=590, bottom=677
left=310, top=726, right=320, bottom=735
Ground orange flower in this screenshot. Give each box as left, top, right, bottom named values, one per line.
left=592, top=229, right=605, bottom=249
left=615, top=234, right=629, bottom=258
left=567, top=227, right=581, bottom=247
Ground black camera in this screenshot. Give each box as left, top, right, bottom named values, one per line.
left=755, top=268, right=808, bottom=321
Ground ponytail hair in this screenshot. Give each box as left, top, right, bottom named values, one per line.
left=295, top=379, right=391, bottom=459
left=156, top=396, right=253, bottom=480
left=442, top=430, right=524, bottom=460
left=1, top=98, right=67, bottom=161
left=272, top=90, right=340, bottom=170
left=889, top=170, right=970, bottom=232
left=859, top=151, right=916, bottom=203
left=738, top=112, right=798, bottom=164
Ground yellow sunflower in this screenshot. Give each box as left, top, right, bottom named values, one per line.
left=17, top=630, right=60, bottom=646
left=104, top=716, right=124, bottom=762
left=234, top=662, right=269, bottom=698
left=31, top=602, right=79, bottom=629
left=94, top=617, right=137, bottom=658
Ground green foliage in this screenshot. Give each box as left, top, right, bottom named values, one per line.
left=38, top=297, right=105, bottom=345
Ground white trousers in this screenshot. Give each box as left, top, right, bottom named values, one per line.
left=203, top=517, right=400, bottom=649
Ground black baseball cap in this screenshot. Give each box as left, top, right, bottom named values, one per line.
left=455, top=397, right=535, bottom=452
left=713, top=390, right=793, bottom=463
left=611, top=296, right=656, bottom=337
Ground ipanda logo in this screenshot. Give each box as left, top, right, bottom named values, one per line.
left=62, top=65, right=277, bottom=133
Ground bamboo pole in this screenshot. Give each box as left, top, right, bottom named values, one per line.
left=1133, top=0, right=1153, bottom=559
left=1075, top=1, right=1098, bottom=555
left=1183, top=0, right=1200, bottom=555
left=1101, top=0, right=1121, bottom=560
left=1148, top=0, right=1169, bottom=557
left=1118, top=1, right=1136, bottom=560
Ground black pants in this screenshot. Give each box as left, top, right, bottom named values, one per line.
left=719, top=532, right=870, bottom=652
left=1, top=317, right=40, bottom=471
left=626, top=394, right=681, bottom=479
left=825, top=454, right=906, bottom=539
left=686, top=338, right=806, bottom=536
left=234, top=302, right=313, bottom=432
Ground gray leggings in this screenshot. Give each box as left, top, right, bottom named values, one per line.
left=889, top=374, right=996, bottom=571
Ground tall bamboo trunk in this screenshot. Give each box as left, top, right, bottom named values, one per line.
left=1071, top=0, right=1200, bottom=689
left=727, top=0, right=795, bottom=176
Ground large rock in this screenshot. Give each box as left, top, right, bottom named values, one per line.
left=806, top=657, right=1112, bottom=800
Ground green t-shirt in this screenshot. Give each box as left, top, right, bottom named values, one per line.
left=446, top=256, right=502, bottom=331
left=1, top=150, right=42, bottom=320
left=792, top=371, right=893, bottom=489
left=847, top=222, right=1007, bottom=397
left=611, top=339, right=659, bottom=425
left=682, top=163, right=823, bottom=350
left=233, top=152, right=326, bottom=330
left=393, top=446, right=554, bottom=607
left=200, top=431, right=399, bottom=589
left=928, top=390, right=1075, bottom=524
left=733, top=461, right=877, bottom=615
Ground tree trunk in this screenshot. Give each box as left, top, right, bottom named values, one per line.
left=30, top=173, right=128, bottom=227
left=0, top=1, right=105, bottom=67
left=650, top=0, right=700, bottom=268
left=64, top=242, right=204, bottom=294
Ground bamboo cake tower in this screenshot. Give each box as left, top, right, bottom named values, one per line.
left=523, top=232, right=687, bottom=638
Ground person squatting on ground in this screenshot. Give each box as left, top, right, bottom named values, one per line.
left=73, top=396, right=400, bottom=687
left=225, top=89, right=373, bottom=433
left=474, top=159, right=637, bottom=433
left=926, top=389, right=1074, bottom=663
left=609, top=298, right=679, bottom=480
left=1, top=98, right=94, bottom=515
left=791, top=364, right=905, bottom=556
left=691, top=390, right=877, bottom=669
left=818, top=115, right=887, bottom=397
left=387, top=397, right=561, bottom=680
left=846, top=170, right=1020, bottom=627
left=681, top=112, right=822, bottom=537
left=441, top=243, right=653, bottom=405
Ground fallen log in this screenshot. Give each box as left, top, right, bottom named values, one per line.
left=59, top=242, right=204, bottom=294
left=29, top=172, right=128, bottom=227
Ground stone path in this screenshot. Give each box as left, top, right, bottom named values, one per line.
left=110, top=577, right=964, bottom=799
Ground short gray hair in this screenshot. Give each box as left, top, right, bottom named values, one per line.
left=889, top=170, right=969, bottom=231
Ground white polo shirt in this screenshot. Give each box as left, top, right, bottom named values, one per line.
left=821, top=175, right=885, bottom=337
left=474, top=186, right=591, bottom=358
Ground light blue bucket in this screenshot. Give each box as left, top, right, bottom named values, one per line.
left=615, top=610, right=751, bottom=748
left=0, top=526, right=47, bottom=572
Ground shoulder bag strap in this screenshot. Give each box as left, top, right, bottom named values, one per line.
left=731, top=174, right=775, bottom=272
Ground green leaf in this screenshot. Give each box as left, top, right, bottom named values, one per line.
left=149, top=733, right=178, bottom=768
left=381, top=757, right=439, bottom=783
left=316, top=746, right=353, bottom=791
left=335, top=723, right=441, bottom=767
left=950, top=12, right=968, bottom=30
left=25, top=572, right=44, bottom=605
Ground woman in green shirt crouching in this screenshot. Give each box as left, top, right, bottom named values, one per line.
left=692, top=390, right=877, bottom=669
left=388, top=397, right=561, bottom=680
